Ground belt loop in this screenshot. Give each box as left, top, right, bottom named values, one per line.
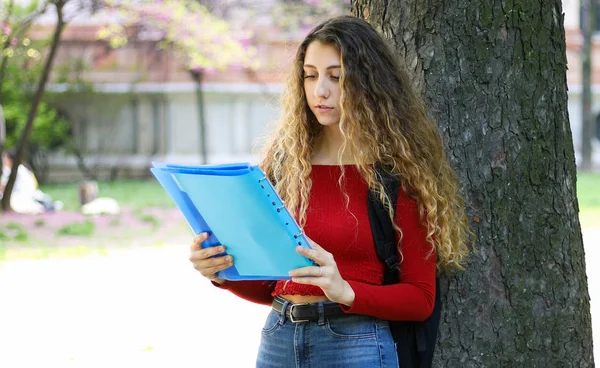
left=317, top=302, right=325, bottom=326
left=279, top=299, right=290, bottom=324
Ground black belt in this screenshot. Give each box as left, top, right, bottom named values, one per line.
left=272, top=296, right=345, bottom=323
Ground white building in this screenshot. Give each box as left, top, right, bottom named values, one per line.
left=564, top=0, right=600, bottom=168
left=22, top=1, right=598, bottom=182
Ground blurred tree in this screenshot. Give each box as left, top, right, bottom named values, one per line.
left=0, top=0, right=46, bottom=177
left=0, top=0, right=47, bottom=103
left=2, top=60, right=71, bottom=179
left=352, top=0, right=592, bottom=365
left=95, top=0, right=350, bottom=163
left=1, top=0, right=70, bottom=211
left=96, top=0, right=257, bottom=164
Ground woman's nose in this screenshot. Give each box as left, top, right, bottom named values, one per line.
left=314, top=78, right=330, bottom=99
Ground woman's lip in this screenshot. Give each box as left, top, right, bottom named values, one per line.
left=315, top=106, right=333, bottom=113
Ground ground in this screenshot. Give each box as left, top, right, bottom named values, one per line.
left=0, top=207, right=191, bottom=256
left=0, top=210, right=597, bottom=366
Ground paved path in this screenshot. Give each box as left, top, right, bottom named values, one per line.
left=0, top=229, right=598, bottom=367
left=0, top=246, right=270, bottom=368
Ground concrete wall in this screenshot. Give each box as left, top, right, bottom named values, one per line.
left=45, top=82, right=282, bottom=182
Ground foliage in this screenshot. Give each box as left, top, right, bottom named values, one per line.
left=2, top=59, right=71, bottom=150
left=1, top=56, right=72, bottom=181
left=0, top=0, right=44, bottom=45
left=96, top=0, right=258, bottom=72
left=0, top=0, right=71, bottom=173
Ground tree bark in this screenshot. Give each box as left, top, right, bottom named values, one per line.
left=191, top=69, right=207, bottom=164
left=1, top=0, right=67, bottom=211
left=352, top=0, right=593, bottom=366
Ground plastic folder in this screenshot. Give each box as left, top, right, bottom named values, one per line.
left=150, top=162, right=315, bottom=281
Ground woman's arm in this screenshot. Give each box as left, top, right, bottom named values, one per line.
left=214, top=280, right=276, bottom=306
left=341, top=193, right=436, bottom=321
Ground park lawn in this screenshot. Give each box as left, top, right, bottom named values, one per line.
left=38, top=172, right=600, bottom=228
left=577, top=172, right=600, bottom=229
left=40, top=179, right=176, bottom=212
left=1, top=172, right=595, bottom=260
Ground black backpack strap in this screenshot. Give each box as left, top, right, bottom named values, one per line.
left=418, top=278, right=442, bottom=367
left=368, top=164, right=441, bottom=368
left=368, top=163, right=400, bottom=284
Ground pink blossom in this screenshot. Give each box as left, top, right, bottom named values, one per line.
left=1, top=23, right=11, bottom=36
left=239, top=37, right=251, bottom=48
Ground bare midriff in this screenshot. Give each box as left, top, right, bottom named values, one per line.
left=280, top=295, right=331, bottom=304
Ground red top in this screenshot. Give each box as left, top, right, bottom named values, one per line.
left=216, top=165, right=436, bottom=321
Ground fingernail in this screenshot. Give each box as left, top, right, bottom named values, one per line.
left=219, top=246, right=225, bottom=252
left=226, top=256, right=232, bottom=262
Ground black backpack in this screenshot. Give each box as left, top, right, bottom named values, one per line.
left=367, top=164, right=442, bottom=368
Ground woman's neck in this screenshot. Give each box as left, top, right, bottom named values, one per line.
left=311, top=125, right=355, bottom=165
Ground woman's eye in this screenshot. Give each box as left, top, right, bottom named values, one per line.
left=330, top=75, right=340, bottom=81
left=304, top=75, right=317, bottom=80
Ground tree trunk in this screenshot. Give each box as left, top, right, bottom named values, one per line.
left=581, top=0, right=595, bottom=171
left=352, top=0, right=593, bottom=366
left=1, top=0, right=67, bottom=211
left=191, top=69, right=207, bottom=164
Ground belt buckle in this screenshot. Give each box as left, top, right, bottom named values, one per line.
left=288, top=303, right=310, bottom=323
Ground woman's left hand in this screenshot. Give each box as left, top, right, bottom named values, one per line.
left=289, top=238, right=355, bottom=307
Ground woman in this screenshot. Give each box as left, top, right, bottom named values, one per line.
left=189, top=16, right=471, bottom=367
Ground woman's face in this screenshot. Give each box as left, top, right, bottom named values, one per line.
left=303, top=41, right=342, bottom=127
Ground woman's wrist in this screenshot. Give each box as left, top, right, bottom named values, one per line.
left=338, top=281, right=355, bottom=307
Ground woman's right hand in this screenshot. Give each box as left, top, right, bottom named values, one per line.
left=189, top=232, right=233, bottom=285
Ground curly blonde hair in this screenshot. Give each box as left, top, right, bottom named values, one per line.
left=260, top=16, right=472, bottom=271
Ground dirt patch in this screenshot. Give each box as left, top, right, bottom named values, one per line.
left=0, top=207, right=192, bottom=249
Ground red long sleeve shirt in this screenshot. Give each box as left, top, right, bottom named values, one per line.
left=217, top=165, right=436, bottom=322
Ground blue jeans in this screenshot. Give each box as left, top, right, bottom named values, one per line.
left=256, top=303, right=399, bottom=368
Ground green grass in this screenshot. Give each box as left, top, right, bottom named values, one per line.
left=577, top=172, right=600, bottom=229
left=577, top=172, right=600, bottom=210
left=0, top=222, right=29, bottom=242
left=139, top=214, right=160, bottom=229
left=57, top=220, right=95, bottom=237
left=37, top=173, right=599, bottom=228
left=39, top=179, right=176, bottom=212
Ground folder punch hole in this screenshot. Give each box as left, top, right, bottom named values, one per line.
left=258, top=176, right=268, bottom=189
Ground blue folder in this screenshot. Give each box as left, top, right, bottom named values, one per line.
left=150, top=162, right=315, bottom=281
